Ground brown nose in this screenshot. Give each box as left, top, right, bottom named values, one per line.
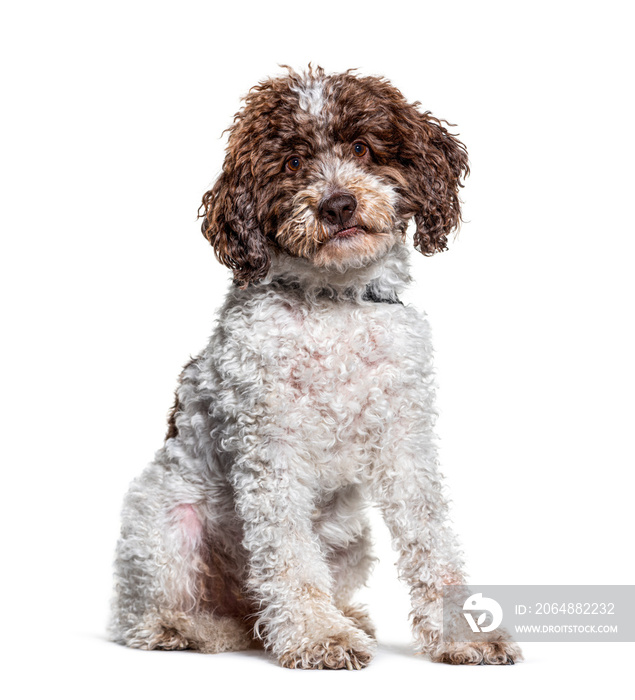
left=318, top=193, right=357, bottom=228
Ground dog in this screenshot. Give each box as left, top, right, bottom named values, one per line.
left=110, top=66, right=521, bottom=668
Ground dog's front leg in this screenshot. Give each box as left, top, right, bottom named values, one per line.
left=231, top=446, right=376, bottom=669
left=371, top=435, right=522, bottom=664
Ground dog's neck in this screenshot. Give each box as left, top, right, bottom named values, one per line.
left=263, top=239, right=412, bottom=304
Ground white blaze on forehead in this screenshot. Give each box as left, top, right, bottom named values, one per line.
left=293, top=78, right=325, bottom=116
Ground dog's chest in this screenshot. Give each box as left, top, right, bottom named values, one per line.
left=212, top=293, right=433, bottom=488
left=254, top=300, right=422, bottom=481
left=266, top=302, right=402, bottom=395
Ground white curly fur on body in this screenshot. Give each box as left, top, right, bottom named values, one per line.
left=111, top=67, right=521, bottom=668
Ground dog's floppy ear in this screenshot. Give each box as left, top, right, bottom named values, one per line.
left=199, top=155, right=271, bottom=288
left=396, top=106, right=469, bottom=255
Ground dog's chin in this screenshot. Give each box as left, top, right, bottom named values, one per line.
left=310, top=228, right=396, bottom=270
left=331, top=225, right=366, bottom=240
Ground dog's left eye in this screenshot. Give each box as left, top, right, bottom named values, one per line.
left=286, top=156, right=302, bottom=172
left=353, top=142, right=368, bottom=157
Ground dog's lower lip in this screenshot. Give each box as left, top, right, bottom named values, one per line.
left=333, top=226, right=363, bottom=238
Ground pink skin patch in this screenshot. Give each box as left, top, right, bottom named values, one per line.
left=333, top=226, right=364, bottom=239
left=171, top=504, right=203, bottom=547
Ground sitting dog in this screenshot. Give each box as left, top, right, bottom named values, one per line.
left=111, top=66, right=521, bottom=668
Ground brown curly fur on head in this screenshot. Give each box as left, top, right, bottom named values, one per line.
left=199, top=67, right=469, bottom=287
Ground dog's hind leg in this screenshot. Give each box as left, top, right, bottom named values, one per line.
left=318, top=490, right=377, bottom=639
left=330, top=530, right=377, bottom=639
left=110, top=455, right=254, bottom=653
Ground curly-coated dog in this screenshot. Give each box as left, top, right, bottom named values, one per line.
left=110, top=66, right=521, bottom=669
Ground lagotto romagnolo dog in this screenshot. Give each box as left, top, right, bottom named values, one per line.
left=110, top=66, right=522, bottom=668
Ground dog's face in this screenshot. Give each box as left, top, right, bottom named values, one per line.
left=200, top=68, right=469, bottom=286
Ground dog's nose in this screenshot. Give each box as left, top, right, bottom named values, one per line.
left=319, top=193, right=357, bottom=228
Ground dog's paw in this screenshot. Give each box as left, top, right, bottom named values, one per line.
left=430, top=636, right=522, bottom=665
left=341, top=603, right=377, bottom=639
left=279, top=630, right=376, bottom=670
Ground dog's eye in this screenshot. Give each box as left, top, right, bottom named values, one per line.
left=286, top=156, right=302, bottom=172
left=353, top=142, right=368, bottom=157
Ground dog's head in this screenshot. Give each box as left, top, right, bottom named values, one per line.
left=200, top=67, right=469, bottom=287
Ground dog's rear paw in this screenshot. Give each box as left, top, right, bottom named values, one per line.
left=341, top=603, right=377, bottom=639
left=279, top=630, right=375, bottom=669
left=431, top=636, right=522, bottom=665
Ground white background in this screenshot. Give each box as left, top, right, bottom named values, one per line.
left=1, top=1, right=633, bottom=698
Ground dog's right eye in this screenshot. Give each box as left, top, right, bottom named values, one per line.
left=286, top=156, right=302, bottom=172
